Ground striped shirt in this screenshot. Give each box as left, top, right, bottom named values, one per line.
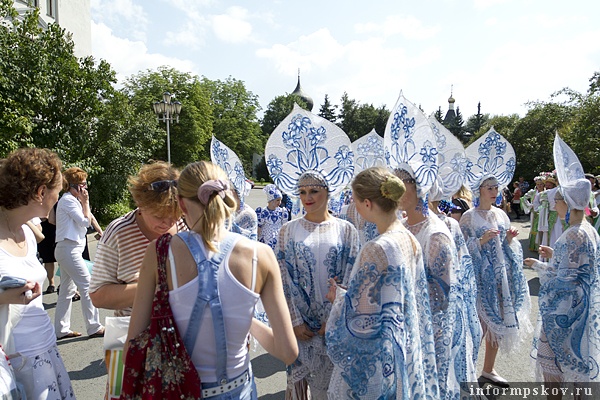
left=89, top=209, right=187, bottom=316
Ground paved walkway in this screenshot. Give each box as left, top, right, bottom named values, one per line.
left=45, top=190, right=540, bottom=399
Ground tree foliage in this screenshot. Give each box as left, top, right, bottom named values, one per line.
left=260, top=94, right=309, bottom=140
left=337, top=92, right=389, bottom=141
left=200, top=76, right=262, bottom=172
left=510, top=102, right=574, bottom=180
left=318, top=94, right=337, bottom=123
left=122, top=67, right=213, bottom=167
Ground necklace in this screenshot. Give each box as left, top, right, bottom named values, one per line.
left=1, top=209, right=25, bottom=249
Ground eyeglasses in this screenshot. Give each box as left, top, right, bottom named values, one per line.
left=147, top=180, right=177, bottom=192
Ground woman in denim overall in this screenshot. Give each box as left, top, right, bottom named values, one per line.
left=127, top=161, right=298, bottom=399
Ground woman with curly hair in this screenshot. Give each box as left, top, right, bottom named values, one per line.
left=0, top=148, right=74, bottom=399
left=54, top=167, right=104, bottom=340
left=90, top=161, right=186, bottom=317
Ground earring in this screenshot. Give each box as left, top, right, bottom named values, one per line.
left=415, top=195, right=429, bottom=216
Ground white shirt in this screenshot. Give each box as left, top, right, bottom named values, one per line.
left=55, top=192, right=89, bottom=244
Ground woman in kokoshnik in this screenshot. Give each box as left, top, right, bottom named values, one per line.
left=525, top=134, right=600, bottom=389
left=460, top=128, right=532, bottom=387
left=265, top=104, right=360, bottom=400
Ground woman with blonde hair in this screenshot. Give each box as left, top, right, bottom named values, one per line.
left=326, top=167, right=434, bottom=399
left=126, top=161, right=297, bottom=399
left=90, top=161, right=186, bottom=317
left=451, top=184, right=473, bottom=222
left=54, top=167, right=104, bottom=339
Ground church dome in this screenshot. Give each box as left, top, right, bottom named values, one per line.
left=291, top=72, right=314, bottom=111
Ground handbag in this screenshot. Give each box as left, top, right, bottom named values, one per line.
left=120, top=234, right=202, bottom=400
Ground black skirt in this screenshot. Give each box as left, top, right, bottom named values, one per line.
left=37, top=220, right=56, bottom=263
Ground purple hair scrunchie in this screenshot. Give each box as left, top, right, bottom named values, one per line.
left=197, top=179, right=229, bottom=205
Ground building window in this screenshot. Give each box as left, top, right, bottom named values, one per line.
left=46, top=0, right=55, bottom=17
left=16, top=0, right=39, bottom=7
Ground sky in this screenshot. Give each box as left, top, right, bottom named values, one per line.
left=89, top=0, right=600, bottom=120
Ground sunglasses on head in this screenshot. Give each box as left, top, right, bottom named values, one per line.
left=147, top=180, right=177, bottom=192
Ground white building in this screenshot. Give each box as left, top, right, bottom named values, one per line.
left=12, top=0, right=91, bottom=58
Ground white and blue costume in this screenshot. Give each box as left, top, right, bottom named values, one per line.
left=461, top=128, right=532, bottom=352
left=384, top=92, right=468, bottom=398
left=255, top=184, right=288, bottom=251
left=326, top=230, right=437, bottom=399
left=265, top=104, right=358, bottom=399
left=210, top=136, right=258, bottom=241
left=338, top=202, right=379, bottom=247
left=429, top=117, right=482, bottom=385
left=529, top=134, right=600, bottom=382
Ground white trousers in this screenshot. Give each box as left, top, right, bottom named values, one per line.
left=54, top=239, right=102, bottom=337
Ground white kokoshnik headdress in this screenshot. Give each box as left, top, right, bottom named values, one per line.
left=464, top=127, right=516, bottom=200
left=553, top=133, right=590, bottom=213
left=265, top=103, right=354, bottom=198
left=210, top=135, right=251, bottom=205
left=428, top=116, right=469, bottom=202
left=351, top=129, right=385, bottom=175
left=384, top=91, right=438, bottom=213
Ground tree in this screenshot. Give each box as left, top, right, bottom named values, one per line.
left=465, top=102, right=488, bottom=137
left=559, top=82, right=600, bottom=174
left=201, top=76, right=262, bottom=172
left=0, top=1, right=115, bottom=164
left=122, top=67, right=213, bottom=167
left=448, top=106, right=465, bottom=139
left=337, top=93, right=389, bottom=141
left=318, top=94, right=337, bottom=123
left=434, top=107, right=443, bottom=123
left=260, top=94, right=309, bottom=139
left=510, top=102, right=573, bottom=181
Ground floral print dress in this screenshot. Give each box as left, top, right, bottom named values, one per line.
left=403, top=214, right=471, bottom=399
left=277, top=217, right=359, bottom=399
left=530, top=221, right=600, bottom=382
left=255, top=206, right=288, bottom=250
left=326, top=229, right=439, bottom=399
left=459, top=207, right=532, bottom=352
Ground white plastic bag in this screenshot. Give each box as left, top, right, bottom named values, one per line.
left=103, top=316, right=130, bottom=399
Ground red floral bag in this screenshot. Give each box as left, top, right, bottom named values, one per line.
left=120, top=234, right=202, bottom=399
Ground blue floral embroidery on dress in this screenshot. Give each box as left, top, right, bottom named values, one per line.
left=326, top=234, right=437, bottom=399
left=533, top=223, right=600, bottom=381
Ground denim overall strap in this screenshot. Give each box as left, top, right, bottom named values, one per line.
left=178, top=231, right=241, bottom=384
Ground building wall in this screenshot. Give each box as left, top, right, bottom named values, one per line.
left=12, top=0, right=91, bottom=57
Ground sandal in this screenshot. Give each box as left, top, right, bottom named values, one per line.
left=57, top=331, right=82, bottom=340
left=480, top=371, right=510, bottom=388
left=44, top=285, right=55, bottom=294
left=89, top=327, right=105, bottom=339
left=72, top=292, right=81, bottom=302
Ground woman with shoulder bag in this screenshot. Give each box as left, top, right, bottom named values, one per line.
left=124, top=161, right=298, bottom=399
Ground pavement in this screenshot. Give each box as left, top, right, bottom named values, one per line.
left=45, top=189, right=540, bottom=399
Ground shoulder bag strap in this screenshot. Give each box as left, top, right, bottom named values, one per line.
left=153, top=233, right=172, bottom=312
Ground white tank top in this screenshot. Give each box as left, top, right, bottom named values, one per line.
left=168, top=233, right=259, bottom=382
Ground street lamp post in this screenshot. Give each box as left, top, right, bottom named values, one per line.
left=153, top=92, right=182, bottom=164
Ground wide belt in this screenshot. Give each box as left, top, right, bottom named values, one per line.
left=202, top=370, right=249, bottom=398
